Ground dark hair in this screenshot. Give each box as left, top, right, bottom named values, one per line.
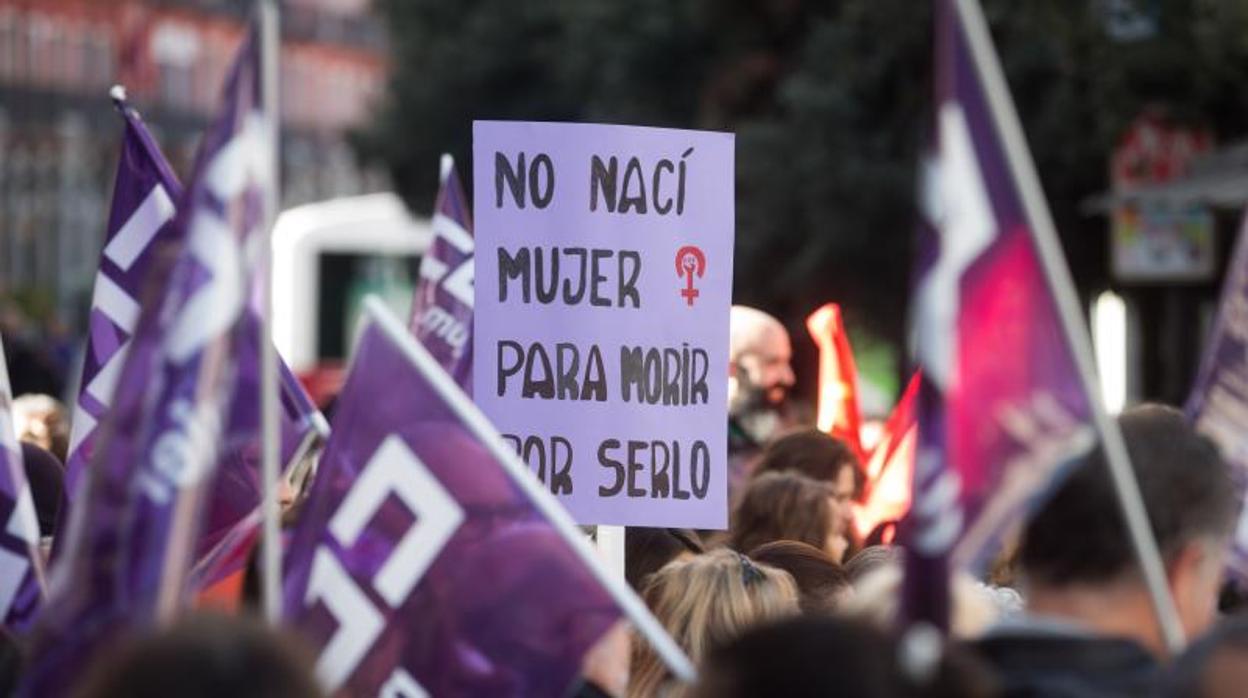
left=1162, top=616, right=1248, bottom=697
left=844, top=545, right=901, bottom=585
left=753, top=429, right=861, bottom=492
left=76, top=613, right=323, bottom=698
left=20, top=442, right=63, bottom=537
left=692, top=615, right=997, bottom=698
left=730, top=472, right=832, bottom=556
left=748, top=540, right=850, bottom=613
left=624, top=527, right=704, bottom=591
left=1019, top=404, right=1238, bottom=587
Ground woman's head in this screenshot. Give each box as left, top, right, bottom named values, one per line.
left=730, top=471, right=845, bottom=561
left=748, top=540, right=851, bottom=614
left=630, top=549, right=799, bottom=697
left=624, top=528, right=704, bottom=592
left=753, top=428, right=861, bottom=495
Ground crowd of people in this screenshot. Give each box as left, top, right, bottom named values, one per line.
left=1, top=303, right=1246, bottom=697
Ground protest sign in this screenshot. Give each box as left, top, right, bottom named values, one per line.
left=285, top=298, right=693, bottom=696
left=473, top=121, right=733, bottom=528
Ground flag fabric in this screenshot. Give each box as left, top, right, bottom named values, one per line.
left=23, top=27, right=274, bottom=694
left=1186, top=213, right=1248, bottom=584
left=408, top=154, right=475, bottom=391
left=853, top=372, right=920, bottom=543
left=63, top=90, right=182, bottom=503
left=0, top=336, right=47, bottom=631
left=58, top=86, right=325, bottom=584
left=806, top=303, right=865, bottom=461
left=285, top=301, right=628, bottom=697
left=904, top=0, right=1097, bottom=627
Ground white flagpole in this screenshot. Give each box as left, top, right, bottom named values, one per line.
left=954, top=0, right=1186, bottom=652
left=362, top=296, right=698, bottom=683
left=259, top=0, right=283, bottom=625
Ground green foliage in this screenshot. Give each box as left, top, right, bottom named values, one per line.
left=359, top=0, right=1248, bottom=383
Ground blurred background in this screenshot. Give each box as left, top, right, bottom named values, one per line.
left=6, top=0, right=1248, bottom=415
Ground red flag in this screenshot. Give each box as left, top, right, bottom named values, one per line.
left=806, top=303, right=865, bottom=461
left=853, top=372, right=920, bottom=542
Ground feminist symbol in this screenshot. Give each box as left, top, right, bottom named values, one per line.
left=675, top=245, right=707, bottom=307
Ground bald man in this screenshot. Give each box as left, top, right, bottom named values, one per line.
left=726, top=306, right=796, bottom=502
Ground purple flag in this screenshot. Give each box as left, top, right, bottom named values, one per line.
left=58, top=88, right=325, bottom=581
left=904, top=0, right=1095, bottom=626
left=408, top=154, right=474, bottom=390
left=284, top=300, right=687, bottom=697
left=1187, top=213, right=1248, bottom=583
left=23, top=27, right=274, bottom=694
left=64, top=90, right=182, bottom=502
left=0, top=336, right=47, bottom=630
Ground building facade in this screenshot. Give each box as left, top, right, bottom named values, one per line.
left=0, top=0, right=389, bottom=328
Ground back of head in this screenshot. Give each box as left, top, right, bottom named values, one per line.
left=631, top=549, right=798, bottom=697
left=11, top=393, right=69, bottom=463
left=747, top=540, right=849, bottom=614
left=844, top=545, right=901, bottom=585
left=730, top=471, right=832, bottom=556
left=753, top=428, right=860, bottom=486
left=728, top=305, right=785, bottom=363
left=693, top=615, right=998, bottom=698
left=1019, top=404, right=1237, bottom=588
left=624, top=527, right=704, bottom=592
left=77, top=613, right=323, bottom=698
left=1163, top=616, right=1248, bottom=698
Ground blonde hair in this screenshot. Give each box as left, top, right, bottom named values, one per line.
left=630, top=549, right=799, bottom=697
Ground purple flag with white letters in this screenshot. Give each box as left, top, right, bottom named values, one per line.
left=409, top=154, right=475, bottom=390
left=1187, top=213, right=1248, bottom=584
left=284, top=301, right=623, bottom=697
left=57, top=87, right=324, bottom=582
left=64, top=91, right=181, bottom=503
left=23, top=27, right=274, bottom=694
left=903, top=0, right=1095, bottom=628
left=0, top=336, right=47, bottom=631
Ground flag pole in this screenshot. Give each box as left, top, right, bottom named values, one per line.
left=258, top=0, right=283, bottom=625
left=953, top=0, right=1185, bottom=652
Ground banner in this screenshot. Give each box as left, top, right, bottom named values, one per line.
left=473, top=121, right=734, bottom=528
left=905, top=0, right=1098, bottom=626
left=409, top=154, right=475, bottom=390
left=1186, top=213, right=1248, bottom=583
left=23, top=26, right=274, bottom=694
left=63, top=91, right=182, bottom=502
left=0, top=336, right=47, bottom=630
left=285, top=299, right=692, bottom=696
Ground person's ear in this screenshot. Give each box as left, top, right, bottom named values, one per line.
left=1166, top=540, right=1222, bottom=640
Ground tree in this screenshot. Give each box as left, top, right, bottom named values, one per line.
left=358, top=0, right=1248, bottom=398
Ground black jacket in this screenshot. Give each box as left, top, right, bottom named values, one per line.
left=974, top=619, right=1159, bottom=698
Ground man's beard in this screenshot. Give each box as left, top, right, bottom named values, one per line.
left=732, top=369, right=791, bottom=446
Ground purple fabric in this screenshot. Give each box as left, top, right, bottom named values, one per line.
left=22, top=29, right=273, bottom=695
left=409, top=156, right=475, bottom=391
left=1186, top=214, right=1248, bottom=584
left=283, top=315, right=620, bottom=697
left=0, top=338, right=47, bottom=631
left=904, top=0, right=1094, bottom=628
left=63, top=96, right=183, bottom=503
